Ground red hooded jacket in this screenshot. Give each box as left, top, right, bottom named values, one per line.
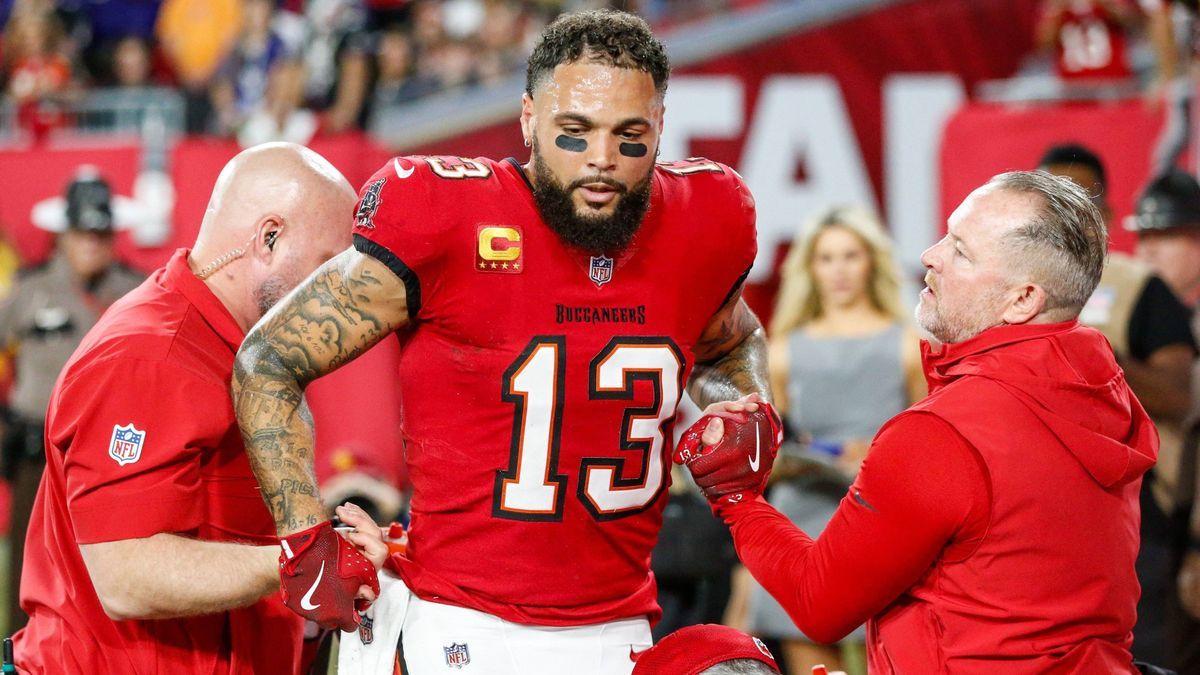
left=725, top=321, right=1156, bottom=674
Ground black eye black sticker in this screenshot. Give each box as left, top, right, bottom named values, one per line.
left=619, top=143, right=647, bottom=158
left=556, top=135, right=587, bottom=152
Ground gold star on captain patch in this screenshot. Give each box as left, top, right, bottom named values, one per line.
left=491, top=262, right=498, bottom=269
left=513, top=263, right=521, bottom=270
left=502, top=262, right=509, bottom=269
left=479, top=261, right=487, bottom=269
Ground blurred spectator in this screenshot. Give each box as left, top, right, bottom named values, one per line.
left=0, top=168, right=143, bottom=633
left=1143, top=0, right=1198, bottom=173
left=409, top=0, right=445, bottom=52
left=733, top=206, right=924, bottom=675
left=67, top=0, right=163, bottom=84
left=209, top=0, right=310, bottom=145
left=1132, top=168, right=1200, bottom=315
left=426, top=36, right=478, bottom=91
left=1128, top=167, right=1200, bottom=674
left=155, top=0, right=241, bottom=133
left=1036, top=0, right=1142, bottom=83
left=632, top=624, right=781, bottom=675
left=366, top=26, right=437, bottom=128
left=3, top=7, right=75, bottom=142
left=110, top=35, right=154, bottom=87
left=298, top=0, right=373, bottom=133
left=1042, top=148, right=1198, bottom=673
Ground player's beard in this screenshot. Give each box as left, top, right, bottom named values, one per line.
left=530, top=144, right=653, bottom=256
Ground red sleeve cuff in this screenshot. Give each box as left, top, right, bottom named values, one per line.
left=72, top=495, right=202, bottom=544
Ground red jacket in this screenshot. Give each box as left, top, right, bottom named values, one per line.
left=726, top=321, right=1156, bottom=674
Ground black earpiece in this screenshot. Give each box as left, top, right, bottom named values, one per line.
left=265, top=230, right=280, bottom=251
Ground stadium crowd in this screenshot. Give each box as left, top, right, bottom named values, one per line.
left=0, top=0, right=754, bottom=143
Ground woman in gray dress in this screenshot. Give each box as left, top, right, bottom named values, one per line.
left=733, top=206, right=926, bottom=675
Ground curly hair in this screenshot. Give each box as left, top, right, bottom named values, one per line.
left=525, top=9, right=670, bottom=97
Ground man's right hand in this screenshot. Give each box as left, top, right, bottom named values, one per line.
left=673, top=395, right=782, bottom=509
left=279, top=520, right=380, bottom=631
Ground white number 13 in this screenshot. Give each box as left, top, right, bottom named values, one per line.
left=493, top=337, right=683, bottom=521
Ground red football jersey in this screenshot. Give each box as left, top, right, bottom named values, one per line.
left=353, top=156, right=757, bottom=626
left=1047, top=0, right=1135, bottom=80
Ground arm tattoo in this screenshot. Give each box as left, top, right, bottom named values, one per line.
left=688, top=296, right=772, bottom=409
left=232, top=251, right=407, bottom=534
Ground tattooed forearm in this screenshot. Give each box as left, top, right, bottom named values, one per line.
left=232, top=249, right=410, bottom=534
left=688, top=297, right=772, bottom=409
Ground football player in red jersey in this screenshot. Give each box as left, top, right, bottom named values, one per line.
left=232, top=9, right=779, bottom=675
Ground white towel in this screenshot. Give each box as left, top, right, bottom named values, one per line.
left=337, top=572, right=410, bottom=675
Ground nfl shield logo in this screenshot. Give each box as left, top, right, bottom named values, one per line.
left=589, top=255, right=614, bottom=286
left=443, top=643, right=470, bottom=669
left=108, top=424, right=145, bottom=466
left=357, top=612, right=374, bottom=645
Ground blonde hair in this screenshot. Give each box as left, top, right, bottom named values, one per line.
left=770, top=205, right=904, bottom=338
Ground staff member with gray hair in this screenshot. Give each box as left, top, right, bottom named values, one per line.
left=676, top=171, right=1156, bottom=673
left=0, top=168, right=142, bottom=632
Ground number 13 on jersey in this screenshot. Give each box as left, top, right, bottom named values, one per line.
left=493, top=336, right=684, bottom=522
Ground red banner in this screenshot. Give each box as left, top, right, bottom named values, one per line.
left=940, top=101, right=1166, bottom=254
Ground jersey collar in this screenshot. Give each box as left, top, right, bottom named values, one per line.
left=162, top=248, right=245, bottom=350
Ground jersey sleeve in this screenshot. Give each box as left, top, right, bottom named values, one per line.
left=722, top=411, right=989, bottom=643
left=713, top=165, right=758, bottom=307
left=53, top=357, right=232, bottom=544
left=659, top=159, right=759, bottom=315
left=350, top=157, right=451, bottom=320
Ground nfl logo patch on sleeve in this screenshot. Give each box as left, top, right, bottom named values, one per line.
left=108, top=423, right=146, bottom=466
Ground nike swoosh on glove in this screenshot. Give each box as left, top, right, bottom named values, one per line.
left=673, top=403, right=783, bottom=510
left=279, top=520, right=381, bottom=631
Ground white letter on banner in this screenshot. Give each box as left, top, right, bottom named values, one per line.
left=883, top=74, right=964, bottom=296
left=660, top=77, right=744, bottom=162
left=739, top=76, right=875, bottom=281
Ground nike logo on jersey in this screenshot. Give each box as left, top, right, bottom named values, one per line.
left=300, top=561, right=325, bottom=610
left=393, top=158, right=414, bottom=179
left=748, top=421, right=762, bottom=472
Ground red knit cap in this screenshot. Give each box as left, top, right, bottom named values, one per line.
left=632, top=624, right=780, bottom=674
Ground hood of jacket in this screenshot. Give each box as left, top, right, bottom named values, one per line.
left=922, top=321, right=1157, bottom=488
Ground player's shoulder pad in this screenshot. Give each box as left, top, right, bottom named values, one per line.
left=353, top=155, right=502, bottom=235
left=655, top=157, right=755, bottom=222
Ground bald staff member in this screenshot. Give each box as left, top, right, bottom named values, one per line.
left=12, top=143, right=385, bottom=675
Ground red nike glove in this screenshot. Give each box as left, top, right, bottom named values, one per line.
left=673, top=403, right=783, bottom=508
left=279, top=520, right=380, bottom=631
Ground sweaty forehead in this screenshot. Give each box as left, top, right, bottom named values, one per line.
left=534, top=61, right=661, bottom=120
left=949, top=185, right=1038, bottom=244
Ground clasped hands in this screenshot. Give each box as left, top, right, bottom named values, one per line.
left=673, top=393, right=783, bottom=514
